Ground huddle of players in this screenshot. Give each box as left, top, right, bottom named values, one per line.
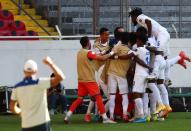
left=84, top=26, right=169, bottom=123
left=64, top=7, right=191, bottom=124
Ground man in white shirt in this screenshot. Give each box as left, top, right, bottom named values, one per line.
left=131, top=33, right=151, bottom=123
left=10, top=56, right=65, bottom=131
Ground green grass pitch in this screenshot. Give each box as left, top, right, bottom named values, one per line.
left=1, top=112, right=191, bottom=131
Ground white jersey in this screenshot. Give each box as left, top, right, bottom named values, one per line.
left=134, top=46, right=150, bottom=76
left=136, top=14, right=167, bottom=37
left=11, top=77, right=51, bottom=128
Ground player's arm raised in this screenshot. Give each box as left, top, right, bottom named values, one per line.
left=43, top=56, right=65, bottom=87
left=145, top=19, right=152, bottom=37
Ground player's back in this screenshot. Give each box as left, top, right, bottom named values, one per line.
left=134, top=46, right=150, bottom=76
left=12, top=77, right=50, bottom=128
left=137, top=14, right=167, bottom=36
left=77, top=49, right=96, bottom=82
left=108, top=44, right=132, bottom=78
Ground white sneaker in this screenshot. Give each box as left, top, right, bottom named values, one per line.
left=103, top=118, right=117, bottom=124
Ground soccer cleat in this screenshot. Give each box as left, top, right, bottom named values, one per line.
left=155, top=104, right=166, bottom=114
left=179, top=51, right=191, bottom=62
left=64, top=119, right=70, bottom=124
left=85, top=114, right=91, bottom=122
left=157, top=117, right=165, bottom=121
left=133, top=117, right=147, bottom=123
left=178, top=59, right=187, bottom=69
left=123, top=114, right=129, bottom=122
left=103, top=118, right=117, bottom=124
left=151, top=114, right=158, bottom=121
left=146, top=116, right=151, bottom=122
left=128, top=117, right=136, bottom=122
left=163, top=106, right=172, bottom=118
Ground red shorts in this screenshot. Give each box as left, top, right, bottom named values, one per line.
left=78, top=82, right=100, bottom=97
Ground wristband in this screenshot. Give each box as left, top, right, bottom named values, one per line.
left=114, top=55, right=118, bottom=59
left=101, top=50, right=106, bottom=55
left=109, top=51, right=114, bottom=56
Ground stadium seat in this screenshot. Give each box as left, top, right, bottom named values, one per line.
left=0, top=20, right=9, bottom=31
left=24, top=30, right=39, bottom=40
left=0, top=30, right=11, bottom=40
left=0, top=10, right=14, bottom=24
left=10, top=30, right=27, bottom=40
left=10, top=20, right=26, bottom=31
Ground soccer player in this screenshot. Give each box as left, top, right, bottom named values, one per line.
left=64, top=36, right=116, bottom=124
left=129, top=8, right=190, bottom=117
left=85, top=27, right=111, bottom=122
left=109, top=26, right=125, bottom=47
left=10, top=56, right=65, bottom=131
left=131, top=33, right=151, bottom=123
left=107, top=32, right=132, bottom=121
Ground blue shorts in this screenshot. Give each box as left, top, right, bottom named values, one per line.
left=22, top=122, right=51, bottom=131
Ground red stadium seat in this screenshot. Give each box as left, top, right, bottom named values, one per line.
left=10, top=20, right=26, bottom=31
left=24, top=30, right=39, bottom=40
left=0, top=30, right=11, bottom=40
left=10, top=30, right=27, bottom=40
left=0, top=10, right=14, bottom=24
left=0, top=20, right=10, bottom=31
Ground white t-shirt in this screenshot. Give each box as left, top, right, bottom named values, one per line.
left=136, top=14, right=167, bottom=37
left=11, top=77, right=51, bottom=128
left=134, top=46, right=150, bottom=76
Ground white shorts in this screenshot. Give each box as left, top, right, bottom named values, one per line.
left=99, top=79, right=109, bottom=98
left=152, top=55, right=166, bottom=80
left=95, top=65, right=109, bottom=98
left=108, top=74, right=128, bottom=94
left=157, top=31, right=170, bottom=57
left=133, top=75, right=147, bottom=93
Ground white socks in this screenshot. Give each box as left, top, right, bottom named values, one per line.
left=158, top=84, right=170, bottom=106
left=122, top=94, right=129, bottom=115
left=165, top=56, right=181, bottom=80
left=143, top=93, right=149, bottom=116
left=148, top=83, right=163, bottom=105
left=86, top=100, right=94, bottom=115
left=109, top=95, right=116, bottom=119
left=168, top=56, right=181, bottom=67
left=64, top=110, right=72, bottom=120
left=134, top=98, right=144, bottom=118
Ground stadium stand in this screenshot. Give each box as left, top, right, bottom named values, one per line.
left=35, top=0, right=191, bottom=37
left=0, top=0, right=58, bottom=39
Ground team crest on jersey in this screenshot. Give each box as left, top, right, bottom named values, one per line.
left=139, top=19, right=142, bottom=23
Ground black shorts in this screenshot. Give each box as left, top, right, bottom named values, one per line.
left=22, top=122, right=51, bottom=131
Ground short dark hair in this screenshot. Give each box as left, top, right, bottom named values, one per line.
left=129, top=32, right=137, bottom=44
left=121, top=32, right=129, bottom=45
left=80, top=36, right=89, bottom=47
left=129, top=7, right=142, bottom=17
left=136, top=33, right=148, bottom=44
left=114, top=26, right=124, bottom=39
left=136, top=27, right=147, bottom=35
left=100, top=27, right=109, bottom=35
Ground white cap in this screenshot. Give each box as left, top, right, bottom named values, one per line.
left=24, top=59, right=38, bottom=72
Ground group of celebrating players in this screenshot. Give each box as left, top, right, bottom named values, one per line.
left=64, top=7, right=191, bottom=124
